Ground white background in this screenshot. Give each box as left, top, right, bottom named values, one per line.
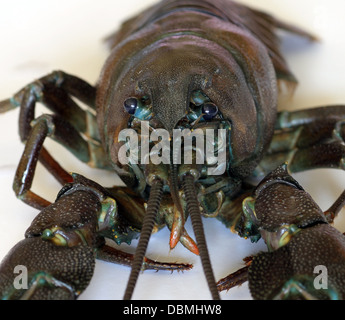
left=0, top=0, right=345, bottom=300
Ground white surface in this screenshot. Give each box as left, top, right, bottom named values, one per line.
left=0, top=0, right=345, bottom=300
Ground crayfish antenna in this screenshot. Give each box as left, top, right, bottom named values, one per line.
left=182, top=173, right=220, bottom=300
left=123, top=178, right=164, bottom=300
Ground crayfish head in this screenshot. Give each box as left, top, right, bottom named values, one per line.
left=101, top=33, right=275, bottom=258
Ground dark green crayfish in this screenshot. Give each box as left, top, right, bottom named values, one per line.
left=0, top=0, right=345, bottom=299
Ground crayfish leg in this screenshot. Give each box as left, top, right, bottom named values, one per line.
left=216, top=266, right=249, bottom=293
left=216, top=257, right=252, bottom=292
left=96, top=244, right=192, bottom=272
left=256, top=105, right=345, bottom=177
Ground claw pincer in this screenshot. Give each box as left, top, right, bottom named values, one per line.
left=0, top=174, right=192, bottom=300
left=0, top=175, right=101, bottom=299
left=232, top=164, right=345, bottom=299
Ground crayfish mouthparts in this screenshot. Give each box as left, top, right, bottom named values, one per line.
left=168, top=163, right=201, bottom=253
left=140, top=162, right=220, bottom=300
left=143, top=160, right=201, bottom=254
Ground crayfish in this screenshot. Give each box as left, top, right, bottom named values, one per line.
left=1, top=0, right=345, bottom=300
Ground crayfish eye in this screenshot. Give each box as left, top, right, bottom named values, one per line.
left=124, top=97, right=139, bottom=115
left=202, top=102, right=218, bottom=120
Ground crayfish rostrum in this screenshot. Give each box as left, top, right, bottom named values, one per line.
left=0, top=0, right=345, bottom=300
